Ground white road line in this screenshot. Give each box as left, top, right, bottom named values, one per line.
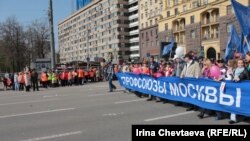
left=43, top=94, right=63, bottom=98
left=0, top=108, right=75, bottom=119
left=114, top=98, right=147, bottom=104
left=0, top=99, right=60, bottom=106
left=88, top=92, right=122, bottom=97
left=20, top=131, right=82, bottom=141
left=144, top=111, right=195, bottom=122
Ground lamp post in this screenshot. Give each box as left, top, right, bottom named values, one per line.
left=48, top=0, right=56, bottom=70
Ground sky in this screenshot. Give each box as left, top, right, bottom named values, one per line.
left=0, top=0, right=75, bottom=52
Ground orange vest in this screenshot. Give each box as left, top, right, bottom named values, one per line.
left=142, top=67, right=149, bottom=74
left=68, top=72, right=72, bottom=80
left=41, top=72, right=48, bottom=82
left=78, top=69, right=84, bottom=78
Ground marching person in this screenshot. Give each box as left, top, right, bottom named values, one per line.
left=106, top=62, right=116, bottom=92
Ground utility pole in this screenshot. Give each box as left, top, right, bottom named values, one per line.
left=48, top=0, right=56, bottom=69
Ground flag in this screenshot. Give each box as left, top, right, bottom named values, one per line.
left=239, top=33, right=250, bottom=56
left=231, top=0, right=250, bottom=36
left=162, top=38, right=175, bottom=56
left=224, top=25, right=240, bottom=61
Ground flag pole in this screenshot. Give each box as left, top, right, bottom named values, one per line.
left=244, top=36, right=250, bottom=51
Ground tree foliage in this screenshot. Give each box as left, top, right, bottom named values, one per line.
left=0, top=17, right=50, bottom=72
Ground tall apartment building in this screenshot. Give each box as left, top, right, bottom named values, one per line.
left=76, top=0, right=92, bottom=10
left=158, top=0, right=250, bottom=60
left=128, top=0, right=140, bottom=61
left=139, top=0, right=163, bottom=61
left=59, top=0, right=129, bottom=64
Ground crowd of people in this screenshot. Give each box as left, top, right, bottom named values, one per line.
left=0, top=67, right=104, bottom=92
left=1, top=51, right=250, bottom=124
left=114, top=51, right=250, bottom=124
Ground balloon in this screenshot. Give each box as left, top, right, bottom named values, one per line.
left=209, top=65, right=221, bottom=79
left=175, top=47, right=184, bottom=58
left=155, top=72, right=163, bottom=78
left=133, top=68, right=141, bottom=74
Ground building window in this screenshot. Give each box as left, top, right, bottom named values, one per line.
left=141, top=23, right=144, bottom=28
left=155, top=0, right=158, bottom=3
left=141, top=13, right=143, bottom=19
left=190, top=15, right=195, bottom=24
left=227, top=5, right=233, bottom=15
left=141, top=33, right=144, bottom=39
left=227, top=23, right=232, bottom=33
left=203, top=0, right=208, bottom=5
left=167, top=11, right=170, bottom=17
left=183, top=5, right=187, bottom=12
left=146, top=22, right=148, bottom=27
left=175, top=8, right=179, bottom=15
left=150, top=0, right=152, bottom=5
left=191, top=30, right=196, bottom=39
left=150, top=20, right=152, bottom=26
left=155, top=18, right=158, bottom=25
left=151, top=30, right=153, bottom=36
left=165, top=23, right=168, bottom=30
left=142, top=43, right=144, bottom=48
left=145, top=11, right=148, bottom=17
left=141, top=4, right=143, bottom=10
left=174, top=0, right=179, bottom=5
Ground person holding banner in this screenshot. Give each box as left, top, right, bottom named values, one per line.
left=245, top=52, right=250, bottom=74
left=229, top=59, right=249, bottom=124
left=180, top=53, right=200, bottom=111
left=147, top=56, right=160, bottom=101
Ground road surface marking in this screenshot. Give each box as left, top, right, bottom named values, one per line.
left=103, top=112, right=124, bottom=116
left=144, top=111, right=195, bottom=122
left=88, top=92, right=121, bottom=97
left=43, top=94, right=65, bottom=98
left=0, top=108, right=75, bottom=119
left=20, top=131, right=82, bottom=141
left=114, top=98, right=147, bottom=104
left=0, top=99, right=60, bottom=106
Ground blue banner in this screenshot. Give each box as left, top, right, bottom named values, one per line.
left=116, top=73, right=250, bottom=117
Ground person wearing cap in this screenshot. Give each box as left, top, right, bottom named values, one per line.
left=173, top=55, right=185, bottom=77
left=180, top=54, right=200, bottom=78
left=180, top=53, right=201, bottom=111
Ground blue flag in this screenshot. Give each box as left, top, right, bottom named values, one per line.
left=224, top=25, right=240, bottom=61
left=162, top=38, right=174, bottom=56
left=239, top=34, right=250, bottom=57
left=231, top=0, right=250, bottom=36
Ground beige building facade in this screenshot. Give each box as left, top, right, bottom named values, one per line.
left=59, top=0, right=130, bottom=64
left=139, top=0, right=164, bottom=60
left=158, top=0, right=250, bottom=59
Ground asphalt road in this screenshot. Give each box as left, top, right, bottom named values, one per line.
left=0, top=81, right=248, bottom=141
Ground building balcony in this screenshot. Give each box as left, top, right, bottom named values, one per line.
left=129, top=21, right=139, bottom=28
left=173, top=26, right=185, bottom=33
left=129, top=14, right=139, bottom=20
left=130, top=53, right=140, bottom=58
left=201, top=18, right=219, bottom=26
left=202, top=36, right=219, bottom=41
left=129, top=0, right=137, bottom=4
left=129, top=29, right=139, bottom=36
left=129, top=37, right=139, bottom=43
left=128, top=5, right=138, bottom=12
left=129, top=45, right=139, bottom=51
